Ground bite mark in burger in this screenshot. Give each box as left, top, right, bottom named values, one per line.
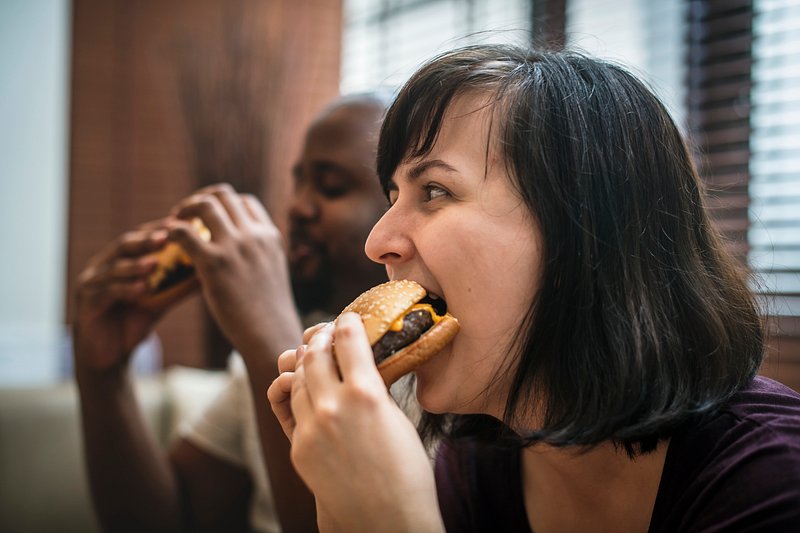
left=138, top=218, right=211, bottom=311
left=338, top=280, right=459, bottom=386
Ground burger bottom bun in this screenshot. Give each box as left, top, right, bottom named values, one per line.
left=138, top=275, right=199, bottom=312
left=377, top=315, right=460, bottom=386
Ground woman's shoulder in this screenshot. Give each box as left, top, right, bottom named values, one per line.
left=729, top=375, right=800, bottom=416
left=716, top=375, right=800, bottom=450
left=650, top=376, right=800, bottom=532
left=682, top=374, right=800, bottom=473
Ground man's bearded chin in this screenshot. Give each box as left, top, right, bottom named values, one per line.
left=290, top=264, right=333, bottom=314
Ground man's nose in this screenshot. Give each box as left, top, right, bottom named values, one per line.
left=289, top=185, right=319, bottom=221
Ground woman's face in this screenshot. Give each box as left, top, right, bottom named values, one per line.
left=365, top=94, right=543, bottom=418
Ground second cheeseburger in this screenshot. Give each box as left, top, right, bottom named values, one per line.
left=138, top=218, right=211, bottom=311
left=338, top=280, right=459, bottom=386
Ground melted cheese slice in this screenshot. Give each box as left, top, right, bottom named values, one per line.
left=388, top=303, right=444, bottom=332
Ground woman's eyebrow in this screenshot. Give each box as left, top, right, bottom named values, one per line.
left=407, top=159, right=459, bottom=181
left=387, top=159, right=459, bottom=192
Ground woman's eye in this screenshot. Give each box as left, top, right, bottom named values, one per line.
left=387, top=188, right=399, bottom=206
left=424, top=184, right=449, bottom=202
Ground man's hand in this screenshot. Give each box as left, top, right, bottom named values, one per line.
left=73, top=223, right=169, bottom=373
left=168, top=183, right=302, bottom=360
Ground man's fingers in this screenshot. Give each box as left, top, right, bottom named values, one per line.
left=105, top=279, right=151, bottom=301
left=213, top=188, right=251, bottom=229
left=136, top=217, right=171, bottom=233
left=241, top=194, right=272, bottom=225
left=169, top=184, right=234, bottom=216
left=187, top=182, right=236, bottom=199
left=91, top=229, right=168, bottom=269
left=107, top=256, right=158, bottom=281
left=167, top=219, right=211, bottom=261
left=79, top=256, right=157, bottom=290
left=79, top=279, right=149, bottom=305
left=173, top=194, right=236, bottom=239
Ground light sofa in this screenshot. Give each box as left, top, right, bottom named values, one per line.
left=0, top=367, right=227, bottom=533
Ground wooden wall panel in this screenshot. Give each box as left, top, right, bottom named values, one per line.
left=67, top=0, right=342, bottom=367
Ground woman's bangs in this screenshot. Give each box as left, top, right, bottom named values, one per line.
left=377, top=71, right=471, bottom=193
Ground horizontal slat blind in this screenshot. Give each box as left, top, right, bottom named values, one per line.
left=748, top=0, right=800, bottom=318
left=687, top=0, right=753, bottom=261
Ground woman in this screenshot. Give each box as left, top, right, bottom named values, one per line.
left=268, top=45, right=800, bottom=532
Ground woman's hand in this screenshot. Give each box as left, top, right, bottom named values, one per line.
left=269, top=314, right=445, bottom=532
left=168, top=183, right=303, bottom=360
left=268, top=346, right=302, bottom=440
left=268, top=322, right=332, bottom=441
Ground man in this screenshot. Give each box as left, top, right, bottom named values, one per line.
left=73, top=94, right=390, bottom=532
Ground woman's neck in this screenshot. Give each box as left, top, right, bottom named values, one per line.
left=521, top=439, right=669, bottom=533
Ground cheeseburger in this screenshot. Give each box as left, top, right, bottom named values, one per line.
left=338, top=280, right=459, bottom=385
left=138, top=218, right=211, bottom=311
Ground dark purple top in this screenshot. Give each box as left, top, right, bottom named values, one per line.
left=435, top=376, right=800, bottom=532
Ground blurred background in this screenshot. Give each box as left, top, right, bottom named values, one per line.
left=0, top=0, right=798, bottom=389
left=1, top=1, right=799, bottom=530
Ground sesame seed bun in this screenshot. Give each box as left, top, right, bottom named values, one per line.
left=338, top=280, right=459, bottom=386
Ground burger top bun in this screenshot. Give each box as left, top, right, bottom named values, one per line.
left=338, top=279, right=460, bottom=386
left=340, top=279, right=427, bottom=345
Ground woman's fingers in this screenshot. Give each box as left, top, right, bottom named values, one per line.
left=303, top=324, right=340, bottom=400
left=277, top=348, right=299, bottom=373
left=302, top=322, right=330, bottom=344
left=290, top=363, right=313, bottom=423
left=333, top=312, right=382, bottom=385
left=268, top=372, right=297, bottom=441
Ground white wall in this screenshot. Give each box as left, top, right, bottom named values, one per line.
left=0, top=0, right=71, bottom=384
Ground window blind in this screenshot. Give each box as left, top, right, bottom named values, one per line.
left=688, top=0, right=800, bottom=390
left=686, top=0, right=753, bottom=261
left=749, top=0, right=800, bottom=318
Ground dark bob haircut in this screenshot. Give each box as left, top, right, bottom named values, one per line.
left=377, top=44, right=764, bottom=454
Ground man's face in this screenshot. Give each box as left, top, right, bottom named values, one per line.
left=288, top=102, right=389, bottom=314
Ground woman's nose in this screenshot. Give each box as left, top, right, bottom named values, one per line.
left=365, top=205, right=414, bottom=269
